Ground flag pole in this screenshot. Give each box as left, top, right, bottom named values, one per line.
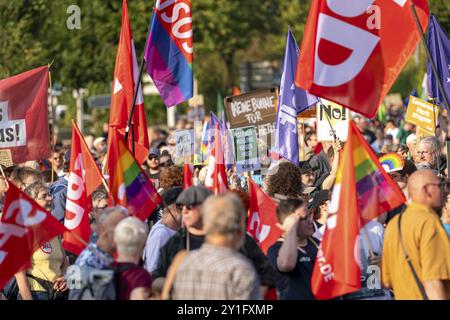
left=0, top=165, right=9, bottom=188
left=123, top=1, right=156, bottom=153
left=48, top=65, right=55, bottom=184
left=411, top=4, right=450, bottom=112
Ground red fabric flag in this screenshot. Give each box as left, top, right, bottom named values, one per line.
left=295, top=0, right=429, bottom=118
left=0, top=66, right=51, bottom=164
left=232, top=86, right=241, bottom=96
left=108, top=129, right=162, bottom=221
left=311, top=121, right=406, bottom=299
left=0, top=183, right=67, bottom=289
left=63, top=122, right=103, bottom=255
left=247, top=179, right=284, bottom=255
left=204, top=123, right=228, bottom=194
left=183, top=157, right=193, bottom=189
left=107, top=0, right=149, bottom=165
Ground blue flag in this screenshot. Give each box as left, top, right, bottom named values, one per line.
left=274, top=29, right=318, bottom=165
left=427, top=15, right=450, bottom=108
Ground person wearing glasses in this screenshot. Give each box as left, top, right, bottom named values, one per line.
left=15, top=182, right=69, bottom=300
left=145, top=148, right=161, bottom=190
left=382, top=169, right=450, bottom=300
left=144, top=187, right=183, bottom=274
left=414, top=136, right=444, bottom=175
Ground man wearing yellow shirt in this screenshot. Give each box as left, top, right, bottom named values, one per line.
left=382, top=169, right=450, bottom=300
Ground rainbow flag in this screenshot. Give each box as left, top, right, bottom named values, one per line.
left=108, top=130, right=162, bottom=221
left=144, top=0, right=193, bottom=107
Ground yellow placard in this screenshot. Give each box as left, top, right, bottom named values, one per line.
left=0, top=149, right=13, bottom=168
left=405, top=96, right=439, bottom=133
left=416, top=126, right=435, bottom=140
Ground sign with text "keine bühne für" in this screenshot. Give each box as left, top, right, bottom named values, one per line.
left=231, top=126, right=260, bottom=174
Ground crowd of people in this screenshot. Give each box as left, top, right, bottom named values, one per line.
left=0, top=104, right=449, bottom=300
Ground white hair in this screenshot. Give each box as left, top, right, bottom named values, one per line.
left=114, top=217, right=148, bottom=256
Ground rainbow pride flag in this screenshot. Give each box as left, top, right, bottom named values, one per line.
left=144, top=0, right=193, bottom=107
left=108, top=131, right=162, bottom=221
left=349, top=121, right=406, bottom=225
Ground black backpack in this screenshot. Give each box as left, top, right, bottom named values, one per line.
left=67, top=264, right=134, bottom=300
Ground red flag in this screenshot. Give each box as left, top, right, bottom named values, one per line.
left=108, top=129, right=162, bottom=221
left=107, top=0, right=149, bottom=165
left=0, top=183, right=67, bottom=289
left=183, top=157, right=193, bottom=189
left=232, top=86, right=241, bottom=96
left=247, top=179, right=284, bottom=255
left=311, top=121, right=406, bottom=299
left=295, top=0, right=429, bottom=118
left=204, top=123, right=228, bottom=194
left=0, top=66, right=51, bottom=164
left=63, top=122, right=104, bottom=255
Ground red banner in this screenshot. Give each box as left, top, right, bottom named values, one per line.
left=296, top=0, right=429, bottom=118
left=0, top=66, right=51, bottom=164
left=0, top=183, right=66, bottom=289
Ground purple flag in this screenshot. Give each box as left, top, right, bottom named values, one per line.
left=427, top=15, right=450, bottom=109
left=274, top=29, right=318, bottom=165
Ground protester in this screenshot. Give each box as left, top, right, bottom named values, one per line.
left=49, top=150, right=70, bottom=223
left=15, top=181, right=69, bottom=300
left=144, top=187, right=183, bottom=273
left=152, top=186, right=275, bottom=296
left=266, top=161, right=303, bottom=199
left=268, top=198, right=319, bottom=300
left=382, top=170, right=450, bottom=300
left=442, top=189, right=450, bottom=235
left=414, top=136, right=440, bottom=172
left=89, top=188, right=109, bottom=243
left=146, top=148, right=161, bottom=189
left=9, top=166, right=43, bottom=190
left=170, top=193, right=261, bottom=300
left=309, top=140, right=333, bottom=188
left=303, top=131, right=318, bottom=161
left=158, top=166, right=183, bottom=192
left=0, top=173, right=8, bottom=213
left=300, top=162, right=316, bottom=195
left=50, top=150, right=65, bottom=177
left=113, top=217, right=152, bottom=300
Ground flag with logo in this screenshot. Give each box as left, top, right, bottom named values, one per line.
left=274, top=28, right=317, bottom=165
left=247, top=179, right=283, bottom=255
left=427, top=15, right=450, bottom=108
left=63, top=122, right=104, bottom=255
left=0, top=183, right=67, bottom=289
left=108, top=0, right=149, bottom=165
left=0, top=66, right=51, bottom=164
left=311, top=121, right=406, bottom=299
left=108, top=130, right=162, bottom=221
left=145, top=0, right=193, bottom=107
left=295, top=0, right=429, bottom=118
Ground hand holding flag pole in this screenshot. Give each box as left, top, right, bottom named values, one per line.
left=318, top=98, right=338, bottom=141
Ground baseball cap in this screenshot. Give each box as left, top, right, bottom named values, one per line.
left=149, top=148, right=160, bottom=157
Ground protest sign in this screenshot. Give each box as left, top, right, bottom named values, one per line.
left=175, top=129, right=194, bottom=158
left=298, top=105, right=317, bottom=119
left=416, top=126, right=435, bottom=140
left=405, top=96, right=439, bottom=133
left=316, top=99, right=349, bottom=142
left=231, top=126, right=260, bottom=174
left=224, top=88, right=278, bottom=148
left=0, top=149, right=13, bottom=168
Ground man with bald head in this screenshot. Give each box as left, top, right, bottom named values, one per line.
left=382, top=170, right=450, bottom=300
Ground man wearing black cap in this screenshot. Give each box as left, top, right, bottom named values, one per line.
left=300, top=162, right=317, bottom=195
left=152, top=186, right=275, bottom=295
left=144, top=187, right=183, bottom=273
left=145, top=148, right=161, bottom=190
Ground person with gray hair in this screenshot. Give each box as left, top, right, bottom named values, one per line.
left=415, top=136, right=440, bottom=171
left=112, top=217, right=152, bottom=300
left=170, top=193, right=261, bottom=300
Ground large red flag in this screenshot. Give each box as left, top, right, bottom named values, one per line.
left=0, top=183, right=67, bottom=289
left=0, top=66, right=51, bottom=163
left=63, top=122, right=104, bottom=255
left=107, top=0, right=149, bottom=165
left=295, top=0, right=429, bottom=118
left=204, top=123, right=228, bottom=194
left=247, top=179, right=284, bottom=255
left=311, top=121, right=406, bottom=299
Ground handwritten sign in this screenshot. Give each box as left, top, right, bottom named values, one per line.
left=231, top=126, right=260, bottom=174
left=175, top=129, right=194, bottom=158
left=0, top=101, right=27, bottom=148
left=0, top=149, right=13, bottom=168
left=405, top=96, right=438, bottom=133
left=316, top=99, right=349, bottom=142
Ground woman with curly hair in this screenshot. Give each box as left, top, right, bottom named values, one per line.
left=265, top=161, right=303, bottom=199
left=158, top=166, right=184, bottom=192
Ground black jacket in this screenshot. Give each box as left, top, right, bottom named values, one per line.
left=152, top=229, right=275, bottom=287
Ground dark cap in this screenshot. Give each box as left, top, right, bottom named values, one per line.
left=300, top=162, right=313, bottom=174
left=309, top=190, right=330, bottom=211
left=149, top=148, right=160, bottom=157
left=176, top=186, right=213, bottom=206
left=64, top=149, right=71, bottom=163
left=161, top=186, right=183, bottom=207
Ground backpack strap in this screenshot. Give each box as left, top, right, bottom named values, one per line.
left=397, top=213, right=429, bottom=300
left=161, top=250, right=188, bottom=300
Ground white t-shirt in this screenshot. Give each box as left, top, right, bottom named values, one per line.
left=143, top=220, right=177, bottom=273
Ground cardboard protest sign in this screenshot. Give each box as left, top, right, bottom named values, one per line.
left=0, top=66, right=51, bottom=164
left=0, top=149, right=13, bottom=168
left=231, top=126, right=260, bottom=174
left=405, top=96, right=439, bottom=133
left=224, top=88, right=278, bottom=148
left=316, top=99, right=349, bottom=142
left=175, top=129, right=194, bottom=158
